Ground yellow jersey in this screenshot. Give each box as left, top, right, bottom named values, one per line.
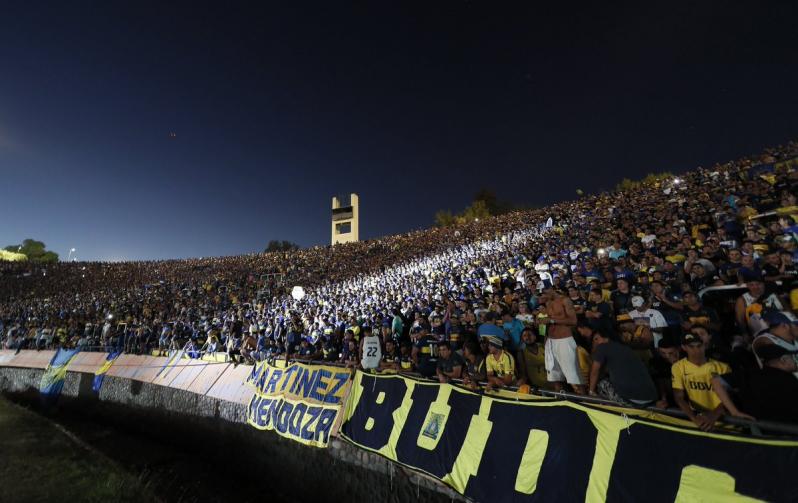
left=486, top=350, right=516, bottom=379
left=519, top=345, right=547, bottom=388
left=577, top=346, right=592, bottom=385
left=671, top=358, right=730, bottom=411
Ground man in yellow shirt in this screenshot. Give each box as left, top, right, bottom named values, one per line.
left=485, top=335, right=516, bottom=390
left=516, top=328, right=547, bottom=389
left=672, top=332, right=730, bottom=430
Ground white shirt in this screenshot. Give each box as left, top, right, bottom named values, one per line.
left=361, top=334, right=382, bottom=370
left=629, top=308, right=668, bottom=346
left=629, top=308, right=667, bottom=329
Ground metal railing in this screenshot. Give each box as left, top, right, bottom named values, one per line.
left=7, top=345, right=797, bottom=437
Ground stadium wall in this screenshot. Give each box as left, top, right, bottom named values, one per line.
left=0, top=350, right=461, bottom=502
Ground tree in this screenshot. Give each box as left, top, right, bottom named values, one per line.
left=3, top=239, right=59, bottom=263
left=433, top=188, right=526, bottom=227
left=265, top=240, right=300, bottom=253
left=461, top=199, right=491, bottom=222
left=434, top=210, right=456, bottom=228
left=615, top=171, right=675, bottom=192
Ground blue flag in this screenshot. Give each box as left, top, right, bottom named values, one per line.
left=92, top=350, right=122, bottom=393
left=39, top=348, right=81, bottom=399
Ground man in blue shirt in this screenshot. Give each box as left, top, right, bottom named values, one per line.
left=477, top=312, right=506, bottom=342
left=501, top=311, right=524, bottom=352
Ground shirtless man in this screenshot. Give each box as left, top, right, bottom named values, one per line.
left=541, top=286, right=585, bottom=394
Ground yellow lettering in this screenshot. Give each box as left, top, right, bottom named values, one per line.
left=675, top=465, right=763, bottom=503
left=441, top=397, right=493, bottom=493
left=514, top=429, right=549, bottom=494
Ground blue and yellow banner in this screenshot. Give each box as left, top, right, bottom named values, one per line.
left=245, top=360, right=352, bottom=447
left=92, top=350, right=122, bottom=393
left=340, top=370, right=798, bottom=503
left=39, top=348, right=81, bottom=399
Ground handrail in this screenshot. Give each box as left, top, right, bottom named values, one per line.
left=8, top=347, right=797, bottom=437
left=532, top=388, right=798, bottom=437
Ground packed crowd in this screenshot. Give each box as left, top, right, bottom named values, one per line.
left=2, top=141, right=798, bottom=431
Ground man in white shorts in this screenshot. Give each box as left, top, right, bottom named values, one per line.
left=541, top=286, right=586, bottom=394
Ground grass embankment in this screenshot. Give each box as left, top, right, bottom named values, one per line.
left=0, top=397, right=157, bottom=503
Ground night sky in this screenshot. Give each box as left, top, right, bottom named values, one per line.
left=1, top=2, right=797, bottom=261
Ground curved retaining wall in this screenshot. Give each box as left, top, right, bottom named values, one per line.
left=0, top=350, right=462, bottom=503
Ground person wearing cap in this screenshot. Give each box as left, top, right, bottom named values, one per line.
left=628, top=295, right=668, bottom=348
left=484, top=335, right=516, bottom=390
left=752, top=311, right=798, bottom=378
left=672, top=332, right=731, bottom=431
left=712, top=345, right=798, bottom=424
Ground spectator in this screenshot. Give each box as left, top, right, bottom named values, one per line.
left=751, top=311, right=798, bottom=377
left=681, top=291, right=721, bottom=334
left=584, top=288, right=614, bottom=337
left=461, top=341, right=486, bottom=390
left=477, top=312, right=505, bottom=342
left=628, top=295, right=668, bottom=347
left=484, top=336, right=515, bottom=390
left=411, top=326, right=437, bottom=378
left=501, top=311, right=524, bottom=352
left=516, top=328, right=547, bottom=389
left=541, top=286, right=585, bottom=394
left=672, top=333, right=731, bottom=430
left=712, top=345, right=798, bottom=424
left=359, top=325, right=382, bottom=370
left=649, top=339, right=680, bottom=408
left=588, top=329, right=657, bottom=405
left=435, top=341, right=463, bottom=383
left=735, top=272, right=783, bottom=336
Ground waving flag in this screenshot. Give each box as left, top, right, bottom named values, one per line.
left=39, top=348, right=81, bottom=399
left=92, top=350, right=122, bottom=393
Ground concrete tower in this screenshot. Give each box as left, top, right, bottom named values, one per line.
left=331, top=193, right=359, bottom=245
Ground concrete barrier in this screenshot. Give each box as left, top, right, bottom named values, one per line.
left=107, top=355, right=147, bottom=380
left=129, top=356, right=166, bottom=383
left=206, top=364, right=254, bottom=405
left=0, top=350, right=18, bottom=366
left=67, top=352, right=109, bottom=374
left=0, top=350, right=463, bottom=502
left=2, top=350, right=55, bottom=369
left=169, top=359, right=211, bottom=392
left=186, top=360, right=229, bottom=395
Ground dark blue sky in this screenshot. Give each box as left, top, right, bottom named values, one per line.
left=1, top=2, right=797, bottom=261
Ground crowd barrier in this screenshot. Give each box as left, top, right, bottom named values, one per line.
left=2, top=350, right=797, bottom=502
left=0, top=350, right=256, bottom=406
